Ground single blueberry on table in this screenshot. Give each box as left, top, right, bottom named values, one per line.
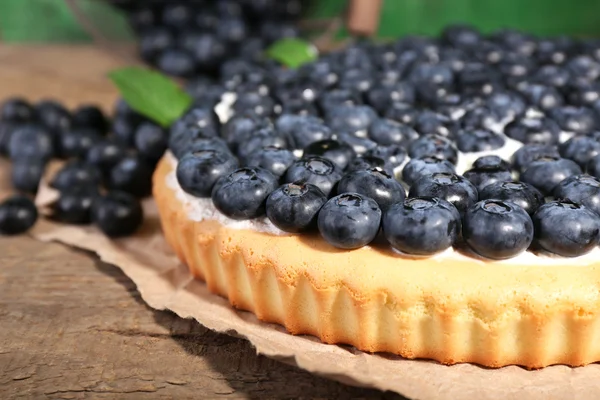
left=265, top=182, right=327, bottom=233
left=211, top=167, right=279, bottom=220
left=317, top=193, right=381, bottom=250
left=409, top=172, right=478, bottom=215
left=533, top=200, right=600, bottom=257
left=134, top=122, right=168, bottom=163
left=408, top=134, right=458, bottom=165
left=59, top=127, right=102, bottom=159
left=463, top=164, right=512, bottom=193
left=177, top=149, right=239, bottom=198
left=456, top=129, right=505, bottom=152
left=303, top=140, right=356, bottom=170
left=11, top=159, right=46, bottom=194
left=382, top=197, right=461, bottom=255
left=402, top=156, right=456, bottom=187
left=368, top=118, right=419, bottom=147
left=1, top=98, right=34, bottom=123
left=36, top=100, right=71, bottom=133
left=0, top=195, right=38, bottom=235
left=85, top=140, right=128, bottom=177
left=52, top=187, right=98, bottom=225
left=284, top=156, right=343, bottom=197
left=511, top=143, right=560, bottom=173
left=520, top=156, right=582, bottom=195
left=246, top=146, right=295, bottom=178
left=71, top=105, right=108, bottom=135
left=109, top=155, right=154, bottom=198
left=463, top=200, right=534, bottom=259
left=50, top=160, right=101, bottom=192
left=8, top=124, right=54, bottom=161
left=473, top=155, right=511, bottom=170
left=365, top=145, right=407, bottom=173
left=337, top=168, right=405, bottom=211
left=92, top=191, right=144, bottom=238
left=479, top=181, right=544, bottom=215
left=558, top=136, right=600, bottom=169
left=505, top=117, right=561, bottom=145
left=112, top=114, right=143, bottom=148
left=553, top=174, right=600, bottom=216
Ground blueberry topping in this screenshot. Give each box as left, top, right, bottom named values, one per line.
left=505, top=117, right=561, bottom=145
left=520, top=156, right=582, bottom=195
left=533, top=200, right=600, bottom=257
left=415, top=111, right=458, bottom=139
left=402, top=156, right=456, bottom=187
left=553, top=174, right=600, bottom=216
left=384, top=102, right=419, bottom=126
left=303, top=140, right=355, bottom=170
left=11, top=159, right=45, bottom=194
left=558, top=136, right=600, bottom=169
left=278, top=115, right=332, bottom=149
left=177, top=149, right=239, bottom=198
left=479, top=181, right=544, bottom=215
left=473, top=155, right=510, bottom=170
left=51, top=161, right=101, bottom=192
left=0, top=195, right=38, bottom=235
left=317, top=193, right=381, bottom=249
left=109, top=155, right=154, bottom=198
left=338, top=168, right=405, bottom=211
left=382, top=197, right=460, bottom=255
left=456, top=129, right=505, bottom=152
left=236, top=127, right=288, bottom=163
left=409, top=172, right=478, bottom=215
left=285, top=156, right=342, bottom=197
left=346, top=156, right=393, bottom=175
left=511, top=144, right=560, bottom=172
left=366, top=82, right=416, bottom=114
left=408, top=134, right=458, bottom=165
left=365, top=145, right=407, bottom=172
left=212, top=167, right=279, bottom=220
left=92, top=191, right=144, bottom=238
left=326, top=105, right=378, bottom=134
left=463, top=200, right=534, bottom=259
left=369, top=118, right=419, bottom=147
left=463, top=164, right=512, bottom=193
left=221, top=113, right=271, bottom=152
left=550, top=106, right=597, bottom=134
left=266, top=183, right=327, bottom=232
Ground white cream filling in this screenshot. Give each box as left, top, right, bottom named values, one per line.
left=165, top=93, right=600, bottom=265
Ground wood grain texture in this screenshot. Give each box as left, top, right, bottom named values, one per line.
left=0, top=45, right=403, bottom=399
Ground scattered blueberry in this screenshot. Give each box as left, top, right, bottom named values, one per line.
left=109, top=155, right=154, bottom=198
left=266, top=182, right=327, bottom=232
left=8, top=124, right=54, bottom=161
left=59, top=127, right=102, bottom=159
left=473, top=155, right=510, bottom=170
left=1, top=98, right=34, bottom=123
left=463, top=199, right=534, bottom=259
left=52, top=187, right=98, bottom=225
left=92, top=191, right=144, bottom=238
left=382, top=197, right=460, bottom=255
left=86, top=139, right=128, bottom=177
left=383, top=102, right=419, bottom=126
left=236, top=127, right=288, bottom=163
left=326, top=105, right=378, bottom=134
left=285, top=156, right=342, bottom=197
left=36, top=100, right=71, bottom=133
left=0, top=195, right=38, bottom=235
left=317, top=193, right=381, bottom=249
left=50, top=160, right=102, bottom=192
left=11, top=159, right=45, bottom=194
left=176, top=149, right=239, bottom=198
left=72, top=105, right=108, bottom=134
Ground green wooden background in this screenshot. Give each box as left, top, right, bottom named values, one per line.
left=1, top=0, right=600, bottom=43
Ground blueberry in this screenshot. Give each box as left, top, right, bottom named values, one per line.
left=72, top=105, right=108, bottom=134
left=109, top=155, right=153, bottom=198
left=566, top=55, right=600, bottom=82
left=326, top=105, right=378, bottom=134
left=59, top=128, right=102, bottom=159
left=463, top=200, right=534, bottom=259
left=365, top=145, right=407, bottom=172
left=339, top=68, right=374, bottom=93
left=50, top=160, right=101, bottom=192
left=318, top=89, right=362, bottom=113
left=505, top=116, right=561, bottom=145
left=112, top=114, right=143, bottom=147
left=473, top=155, right=511, bottom=170
left=303, top=140, right=356, bottom=170
left=492, top=29, right=537, bottom=56
left=185, top=79, right=224, bottom=105
left=8, top=124, right=54, bottom=161
left=285, top=156, right=343, bottom=197
left=345, top=156, right=393, bottom=175
left=338, top=168, right=405, bottom=211
left=236, top=127, right=288, bottom=163
left=520, top=156, right=582, bottom=195
left=368, top=118, right=419, bottom=147
left=533, top=200, right=600, bottom=257
left=567, top=82, right=600, bottom=107
left=161, top=3, right=193, bottom=29
left=366, top=82, right=416, bottom=113
left=479, top=181, right=544, bottom=215
left=233, top=92, right=276, bottom=118
left=0, top=122, right=17, bottom=156
left=460, top=107, right=500, bottom=130
left=549, top=106, right=596, bottom=134
left=85, top=139, right=127, bottom=177
left=36, top=100, right=71, bottom=133
left=156, top=48, right=196, bottom=78
left=177, top=149, right=238, bottom=198
left=553, top=175, right=600, bottom=217
left=134, top=122, right=167, bottom=163
left=558, top=136, right=600, bottom=169
left=442, top=24, right=481, bottom=49
left=0, top=195, right=38, bottom=235
left=216, top=18, right=248, bottom=44
left=317, top=193, right=381, bottom=249
left=408, top=63, right=454, bottom=88
left=382, top=197, right=460, bottom=255
left=414, top=110, right=458, bottom=139
left=402, top=156, right=456, bottom=186
left=408, top=134, right=458, bottom=165
left=518, top=84, right=563, bottom=111
left=336, top=132, right=378, bottom=155
left=185, top=33, right=227, bottom=74
left=139, top=28, right=174, bottom=62
left=463, top=165, right=512, bottom=193
left=535, top=37, right=572, bottom=65
left=384, top=102, right=419, bottom=126
left=180, top=106, right=220, bottom=131
left=511, top=143, right=560, bottom=172
left=92, top=191, right=143, bottom=238
left=409, top=172, right=478, bottom=215
left=52, top=187, right=98, bottom=225
left=168, top=121, right=220, bottom=159
left=456, top=129, right=505, bottom=153
left=211, top=167, right=279, bottom=220
left=11, top=159, right=45, bottom=194
left=1, top=98, right=34, bottom=122
left=485, top=91, right=526, bottom=120
left=265, top=183, right=327, bottom=233
left=533, top=65, right=571, bottom=88
left=246, top=146, right=295, bottom=177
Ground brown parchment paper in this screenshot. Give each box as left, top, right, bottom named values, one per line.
left=22, top=177, right=600, bottom=400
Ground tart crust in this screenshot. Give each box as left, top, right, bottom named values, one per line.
left=153, top=155, right=600, bottom=368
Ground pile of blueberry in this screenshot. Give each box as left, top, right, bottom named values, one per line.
left=0, top=97, right=161, bottom=237
left=169, top=26, right=600, bottom=260
left=110, top=0, right=305, bottom=78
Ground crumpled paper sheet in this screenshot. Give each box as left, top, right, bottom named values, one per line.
left=23, top=176, right=600, bottom=400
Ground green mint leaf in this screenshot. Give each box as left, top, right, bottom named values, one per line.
left=108, top=67, right=192, bottom=127
left=265, top=38, right=318, bottom=69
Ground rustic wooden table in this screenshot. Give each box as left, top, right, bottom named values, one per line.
left=0, top=46, right=402, bottom=399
